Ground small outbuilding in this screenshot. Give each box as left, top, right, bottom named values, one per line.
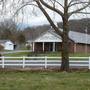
left=0, top=40, right=15, bottom=50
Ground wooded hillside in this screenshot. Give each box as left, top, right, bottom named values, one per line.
left=23, top=18, right=90, bottom=40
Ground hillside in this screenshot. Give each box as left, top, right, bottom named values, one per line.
left=58, top=18, right=90, bottom=33
left=23, top=18, right=90, bottom=40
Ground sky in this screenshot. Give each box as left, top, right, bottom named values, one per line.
left=0, top=0, right=90, bottom=27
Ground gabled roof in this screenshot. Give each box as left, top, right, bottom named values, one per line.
left=0, top=40, right=13, bottom=44
left=69, top=31, right=90, bottom=44
left=34, top=30, right=62, bottom=42
left=27, top=27, right=90, bottom=44
left=0, top=40, right=9, bottom=44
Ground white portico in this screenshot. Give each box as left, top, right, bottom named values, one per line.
left=28, top=30, right=62, bottom=52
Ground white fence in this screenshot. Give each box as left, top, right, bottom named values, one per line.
left=0, top=56, right=90, bottom=69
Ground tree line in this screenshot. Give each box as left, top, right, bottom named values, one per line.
left=0, top=19, right=26, bottom=45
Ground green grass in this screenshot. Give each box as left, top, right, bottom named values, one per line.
left=3, top=51, right=90, bottom=61
left=0, top=71, right=90, bottom=90
left=70, top=53, right=90, bottom=57
left=4, top=51, right=90, bottom=57
left=27, top=52, right=90, bottom=57
left=4, top=52, right=29, bottom=57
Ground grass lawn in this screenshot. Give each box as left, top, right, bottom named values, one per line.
left=4, top=51, right=90, bottom=57
left=34, top=52, right=90, bottom=57
left=4, top=52, right=29, bottom=57
left=0, top=71, right=90, bottom=90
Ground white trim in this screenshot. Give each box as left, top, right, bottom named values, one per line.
left=53, top=42, right=55, bottom=52
left=74, top=43, right=76, bottom=53
left=34, top=31, right=62, bottom=42
left=43, top=42, right=45, bottom=52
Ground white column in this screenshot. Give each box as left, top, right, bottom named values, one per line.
left=43, top=42, right=45, bottom=52
left=85, top=27, right=88, bottom=53
left=32, top=42, right=35, bottom=52
left=85, top=34, right=87, bottom=53
left=53, top=42, right=55, bottom=52
left=74, top=43, right=76, bottom=53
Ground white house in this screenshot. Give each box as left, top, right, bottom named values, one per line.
left=0, top=40, right=15, bottom=50
left=26, top=29, right=62, bottom=52
left=27, top=28, right=90, bottom=53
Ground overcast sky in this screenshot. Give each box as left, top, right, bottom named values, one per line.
left=0, top=0, right=90, bottom=27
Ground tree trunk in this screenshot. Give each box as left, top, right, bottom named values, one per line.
left=61, top=16, right=69, bottom=71
left=60, top=0, right=69, bottom=71
left=61, top=32, right=69, bottom=71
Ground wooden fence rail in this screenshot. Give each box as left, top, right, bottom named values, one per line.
left=0, top=56, right=89, bottom=69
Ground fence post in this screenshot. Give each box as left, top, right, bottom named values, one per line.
left=2, top=56, right=4, bottom=68
left=23, top=56, right=25, bottom=68
left=89, top=57, right=90, bottom=69
left=45, top=56, right=47, bottom=69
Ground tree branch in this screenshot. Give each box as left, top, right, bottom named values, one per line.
left=68, top=0, right=76, bottom=7
left=35, top=0, right=63, bottom=37
left=68, top=1, right=89, bottom=8
left=50, top=0, right=64, bottom=8
left=69, top=1, right=90, bottom=17
left=12, top=3, right=38, bottom=18
left=75, top=11, right=90, bottom=14
left=39, top=0, right=64, bottom=17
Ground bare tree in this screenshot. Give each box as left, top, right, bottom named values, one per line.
left=0, top=19, right=18, bottom=42
left=6, top=0, right=90, bottom=71
left=34, top=0, right=90, bottom=71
